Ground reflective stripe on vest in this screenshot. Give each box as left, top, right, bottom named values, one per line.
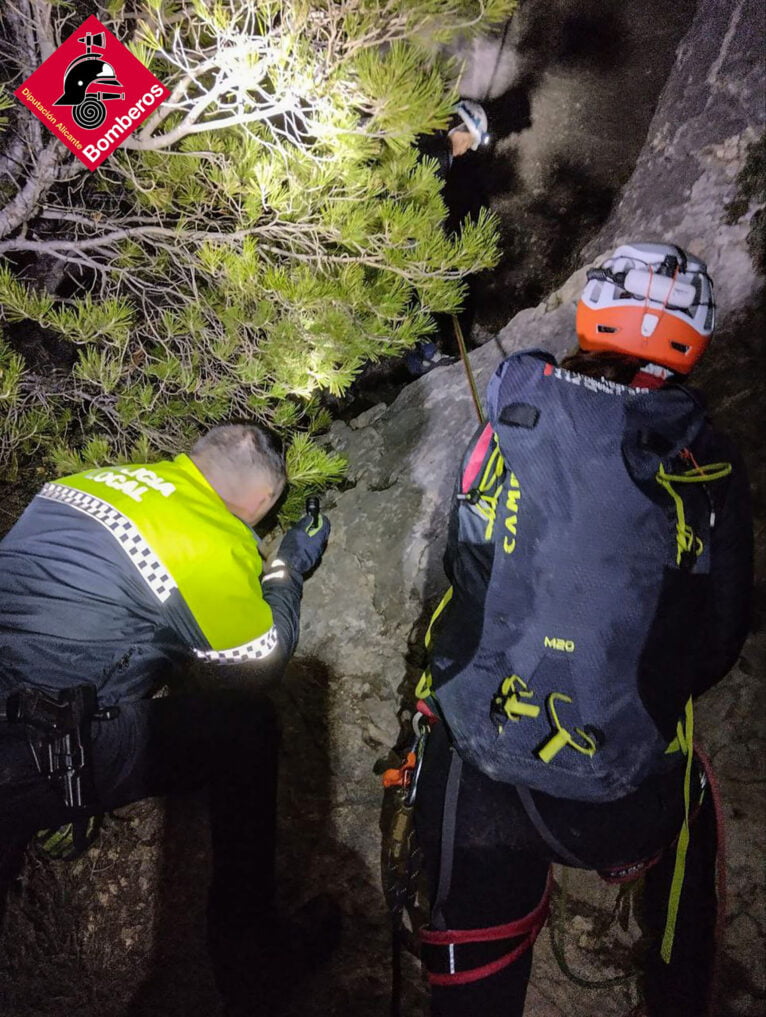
left=192, top=626, right=278, bottom=663
left=45, top=454, right=276, bottom=658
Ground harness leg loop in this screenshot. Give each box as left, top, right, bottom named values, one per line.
left=420, top=869, right=553, bottom=987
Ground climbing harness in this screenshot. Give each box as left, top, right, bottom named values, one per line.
left=420, top=747, right=552, bottom=986
left=546, top=743, right=726, bottom=1016
left=421, top=874, right=552, bottom=986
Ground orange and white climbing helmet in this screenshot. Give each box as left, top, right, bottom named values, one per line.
left=576, top=242, right=716, bottom=374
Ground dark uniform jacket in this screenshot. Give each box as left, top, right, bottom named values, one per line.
left=0, top=455, right=302, bottom=705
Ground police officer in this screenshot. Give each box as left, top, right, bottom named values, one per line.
left=0, top=423, right=332, bottom=1010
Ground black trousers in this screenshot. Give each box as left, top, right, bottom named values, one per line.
left=0, top=689, right=280, bottom=999
left=414, top=722, right=718, bottom=1017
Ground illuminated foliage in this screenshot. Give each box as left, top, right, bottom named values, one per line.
left=0, top=0, right=514, bottom=503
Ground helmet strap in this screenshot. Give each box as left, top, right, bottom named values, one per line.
left=631, top=362, right=673, bottom=389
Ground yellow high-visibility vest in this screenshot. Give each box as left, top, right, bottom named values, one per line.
left=39, top=454, right=276, bottom=662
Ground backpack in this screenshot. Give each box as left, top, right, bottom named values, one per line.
left=418, top=349, right=731, bottom=802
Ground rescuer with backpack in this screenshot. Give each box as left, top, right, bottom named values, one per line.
left=411, top=243, right=753, bottom=1016
left=0, top=423, right=335, bottom=1012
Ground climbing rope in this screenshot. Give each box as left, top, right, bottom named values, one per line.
left=548, top=868, right=639, bottom=990
left=452, top=314, right=486, bottom=425
left=482, top=17, right=512, bottom=103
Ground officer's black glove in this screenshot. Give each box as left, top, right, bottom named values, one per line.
left=275, top=512, right=330, bottom=576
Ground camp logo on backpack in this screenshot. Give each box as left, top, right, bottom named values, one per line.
left=417, top=349, right=731, bottom=802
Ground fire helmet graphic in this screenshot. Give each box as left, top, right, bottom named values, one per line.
left=53, top=31, right=125, bottom=129
left=15, top=14, right=169, bottom=170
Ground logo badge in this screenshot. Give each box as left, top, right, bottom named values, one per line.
left=14, top=15, right=169, bottom=170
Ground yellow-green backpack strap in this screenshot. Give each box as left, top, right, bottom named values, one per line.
left=661, top=696, right=695, bottom=963
left=415, top=586, right=454, bottom=700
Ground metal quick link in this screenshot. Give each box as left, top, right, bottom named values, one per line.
left=193, top=625, right=279, bottom=663
left=38, top=483, right=177, bottom=603
left=406, top=712, right=430, bottom=806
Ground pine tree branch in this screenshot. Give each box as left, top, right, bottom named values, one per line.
left=0, top=141, right=69, bottom=240
left=124, top=95, right=301, bottom=150
left=0, top=0, right=513, bottom=478
left=0, top=135, right=27, bottom=184
left=119, top=0, right=500, bottom=152
left=0, top=221, right=483, bottom=284
left=0, top=0, right=77, bottom=240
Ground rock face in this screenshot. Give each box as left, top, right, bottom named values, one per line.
left=581, top=0, right=766, bottom=321
left=2, top=2, right=763, bottom=1016
left=451, top=0, right=702, bottom=334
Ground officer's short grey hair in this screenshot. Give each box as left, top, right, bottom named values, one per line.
left=191, top=425, right=286, bottom=489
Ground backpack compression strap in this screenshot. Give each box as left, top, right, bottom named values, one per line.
left=662, top=696, right=695, bottom=962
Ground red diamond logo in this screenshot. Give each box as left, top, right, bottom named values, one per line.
left=14, top=15, right=169, bottom=171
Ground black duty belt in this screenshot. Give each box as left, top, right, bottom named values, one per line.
left=4, top=684, right=118, bottom=811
